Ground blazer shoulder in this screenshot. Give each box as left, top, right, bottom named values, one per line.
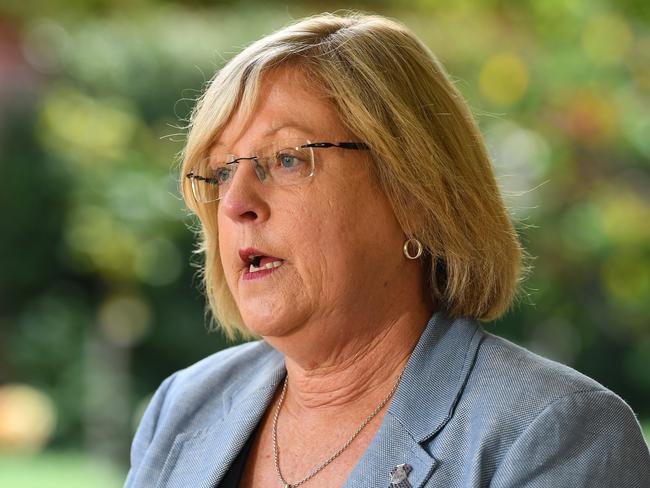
left=148, top=340, right=282, bottom=434
left=126, top=342, right=284, bottom=487
left=474, top=331, right=609, bottom=405
left=166, top=339, right=282, bottom=402
left=478, top=339, right=650, bottom=488
left=172, top=340, right=277, bottom=384
left=431, top=330, right=649, bottom=485
left=454, top=329, right=630, bottom=438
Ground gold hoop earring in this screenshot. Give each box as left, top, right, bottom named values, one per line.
left=403, top=238, right=423, bottom=260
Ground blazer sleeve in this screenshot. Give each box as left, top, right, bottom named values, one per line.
left=124, top=372, right=179, bottom=487
left=490, top=389, right=650, bottom=488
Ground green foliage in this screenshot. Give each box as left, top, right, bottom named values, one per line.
left=0, top=451, right=125, bottom=488
left=0, top=0, right=648, bottom=468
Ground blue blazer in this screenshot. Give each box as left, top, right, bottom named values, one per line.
left=125, top=310, right=650, bottom=487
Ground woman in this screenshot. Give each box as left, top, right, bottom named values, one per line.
left=125, top=13, right=650, bottom=488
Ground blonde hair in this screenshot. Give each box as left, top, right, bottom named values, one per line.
left=181, top=12, right=530, bottom=339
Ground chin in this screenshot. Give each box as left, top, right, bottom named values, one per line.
left=242, top=317, right=299, bottom=339
left=238, top=300, right=304, bottom=339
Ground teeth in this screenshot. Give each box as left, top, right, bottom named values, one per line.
left=248, top=260, right=283, bottom=273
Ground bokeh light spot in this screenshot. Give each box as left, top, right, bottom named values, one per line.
left=64, top=205, right=139, bottom=279
left=479, top=53, right=529, bottom=106
left=600, top=192, right=650, bottom=246
left=0, top=384, right=57, bottom=453
left=560, top=201, right=608, bottom=257
left=98, top=293, right=152, bottom=347
left=39, top=86, right=138, bottom=163
left=487, top=121, right=551, bottom=219
left=562, top=91, right=618, bottom=145
left=601, top=249, right=650, bottom=312
left=22, top=18, right=69, bottom=74
left=582, top=14, right=632, bottom=66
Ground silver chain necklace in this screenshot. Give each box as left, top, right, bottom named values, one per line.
left=271, top=368, right=406, bottom=488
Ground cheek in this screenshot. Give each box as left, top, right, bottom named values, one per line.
left=274, top=195, right=345, bottom=300
left=294, top=193, right=373, bottom=280
left=314, top=180, right=403, bottom=272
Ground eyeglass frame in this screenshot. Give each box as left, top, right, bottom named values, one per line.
left=185, top=140, right=370, bottom=203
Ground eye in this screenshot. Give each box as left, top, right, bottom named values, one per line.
left=213, top=167, right=233, bottom=185
left=278, top=152, right=300, bottom=169
left=274, top=148, right=308, bottom=171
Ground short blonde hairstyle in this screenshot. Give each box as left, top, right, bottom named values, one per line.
left=181, top=12, right=530, bottom=339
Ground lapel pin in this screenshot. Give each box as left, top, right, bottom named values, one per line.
left=389, top=463, right=413, bottom=488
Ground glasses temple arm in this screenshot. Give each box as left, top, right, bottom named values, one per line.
left=303, top=142, right=370, bottom=150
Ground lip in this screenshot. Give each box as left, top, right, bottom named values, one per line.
left=238, top=247, right=285, bottom=281
left=239, top=247, right=261, bottom=266
left=242, top=264, right=283, bottom=281
left=238, top=247, right=283, bottom=266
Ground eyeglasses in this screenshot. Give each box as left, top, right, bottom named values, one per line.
left=185, top=139, right=369, bottom=203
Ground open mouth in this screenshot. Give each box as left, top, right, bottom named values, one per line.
left=247, top=254, right=284, bottom=273
left=239, top=248, right=285, bottom=277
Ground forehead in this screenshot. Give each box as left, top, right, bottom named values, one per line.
left=213, top=67, right=346, bottom=152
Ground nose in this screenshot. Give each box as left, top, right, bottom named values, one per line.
left=219, top=158, right=271, bottom=223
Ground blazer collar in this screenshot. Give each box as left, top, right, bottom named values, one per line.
left=343, top=309, right=484, bottom=487
left=389, top=309, right=484, bottom=442
left=156, top=309, right=483, bottom=488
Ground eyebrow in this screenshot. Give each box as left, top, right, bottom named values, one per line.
left=213, top=123, right=318, bottom=148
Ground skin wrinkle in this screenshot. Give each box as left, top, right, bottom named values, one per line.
left=283, top=315, right=408, bottom=410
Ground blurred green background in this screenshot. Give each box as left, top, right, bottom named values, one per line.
left=1, top=0, right=649, bottom=485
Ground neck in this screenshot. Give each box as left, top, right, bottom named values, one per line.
left=267, top=303, right=433, bottom=413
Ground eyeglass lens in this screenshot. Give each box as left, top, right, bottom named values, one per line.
left=191, top=140, right=316, bottom=203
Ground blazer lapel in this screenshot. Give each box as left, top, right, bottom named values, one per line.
left=342, top=412, right=438, bottom=488
left=389, top=311, right=484, bottom=443
left=155, top=351, right=286, bottom=488
left=343, top=310, right=484, bottom=488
